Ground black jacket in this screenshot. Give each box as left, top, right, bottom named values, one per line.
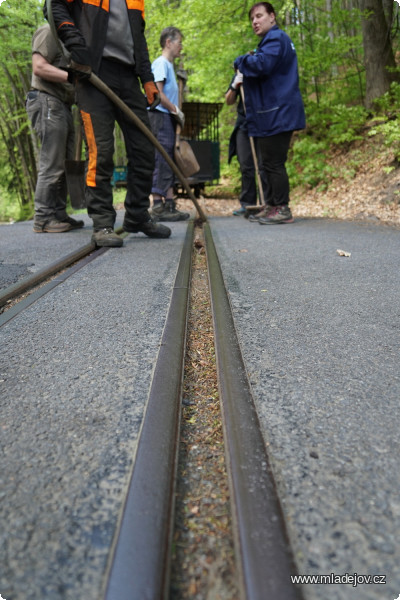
left=44, top=0, right=154, bottom=85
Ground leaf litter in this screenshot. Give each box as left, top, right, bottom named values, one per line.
left=170, top=225, right=239, bottom=600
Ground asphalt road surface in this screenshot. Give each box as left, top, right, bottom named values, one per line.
left=1, top=213, right=399, bottom=600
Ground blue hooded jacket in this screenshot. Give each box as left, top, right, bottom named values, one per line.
left=234, top=26, right=305, bottom=137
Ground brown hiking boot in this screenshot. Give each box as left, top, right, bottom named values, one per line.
left=259, top=205, right=294, bottom=224
left=123, top=217, right=171, bottom=238
left=150, top=200, right=189, bottom=222
left=33, top=219, right=73, bottom=233
left=248, top=205, right=274, bottom=222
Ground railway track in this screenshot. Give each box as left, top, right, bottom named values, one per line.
left=0, top=221, right=302, bottom=600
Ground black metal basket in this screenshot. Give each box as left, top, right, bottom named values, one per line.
left=177, top=102, right=223, bottom=191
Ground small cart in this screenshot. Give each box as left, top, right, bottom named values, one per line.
left=175, top=101, right=222, bottom=197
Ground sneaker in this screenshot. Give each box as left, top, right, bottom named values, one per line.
left=33, top=219, right=73, bottom=233
left=259, top=205, right=294, bottom=225
left=123, top=218, right=171, bottom=238
left=63, top=216, right=84, bottom=229
left=232, top=207, right=247, bottom=216
left=248, top=205, right=275, bottom=222
left=91, top=227, right=123, bottom=247
left=151, top=200, right=189, bottom=222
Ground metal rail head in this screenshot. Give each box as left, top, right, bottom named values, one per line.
left=204, top=222, right=304, bottom=600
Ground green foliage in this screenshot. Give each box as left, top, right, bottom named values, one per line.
left=367, top=83, right=400, bottom=161
left=0, top=159, right=34, bottom=222
left=146, top=0, right=255, bottom=102
left=0, top=0, right=44, bottom=219
left=286, top=3, right=365, bottom=106
left=287, top=101, right=368, bottom=188
left=287, top=135, right=330, bottom=188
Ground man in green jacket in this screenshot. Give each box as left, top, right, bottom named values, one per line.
left=27, top=24, right=84, bottom=233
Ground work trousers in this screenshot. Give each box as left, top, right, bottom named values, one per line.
left=77, top=59, right=154, bottom=229
left=148, top=110, right=175, bottom=198
left=236, top=128, right=270, bottom=207
left=26, top=91, right=74, bottom=225
left=257, top=131, right=293, bottom=206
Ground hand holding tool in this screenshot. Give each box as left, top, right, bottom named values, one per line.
left=231, top=71, right=243, bottom=90
left=172, top=106, right=185, bottom=128
left=143, top=81, right=160, bottom=110
left=67, top=59, right=92, bottom=82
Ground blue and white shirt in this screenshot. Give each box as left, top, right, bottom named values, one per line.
left=151, top=55, right=178, bottom=113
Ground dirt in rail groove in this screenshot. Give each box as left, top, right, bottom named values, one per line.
left=170, top=226, right=239, bottom=600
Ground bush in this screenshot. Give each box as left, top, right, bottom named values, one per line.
left=368, top=83, right=400, bottom=161
left=288, top=101, right=368, bottom=188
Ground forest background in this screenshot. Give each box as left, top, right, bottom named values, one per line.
left=0, top=0, right=399, bottom=222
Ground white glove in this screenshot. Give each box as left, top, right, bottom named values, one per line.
left=172, top=105, right=185, bottom=128
left=231, top=72, right=243, bottom=90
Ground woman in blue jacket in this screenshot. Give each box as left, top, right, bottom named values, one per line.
left=234, top=2, right=305, bottom=224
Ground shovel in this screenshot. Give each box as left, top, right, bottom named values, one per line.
left=174, top=74, right=200, bottom=178
left=65, top=116, right=86, bottom=209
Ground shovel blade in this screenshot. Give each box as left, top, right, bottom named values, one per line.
left=174, top=141, right=200, bottom=178
left=65, top=159, right=86, bottom=209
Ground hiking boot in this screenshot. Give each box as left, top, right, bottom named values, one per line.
left=123, top=217, right=171, bottom=238
left=149, top=202, right=166, bottom=221
left=150, top=200, right=190, bottom=222
left=248, top=205, right=274, bottom=222
left=165, top=199, right=190, bottom=221
left=259, top=205, right=294, bottom=225
left=91, top=227, right=123, bottom=247
left=33, top=219, right=73, bottom=233
left=63, top=216, right=84, bottom=229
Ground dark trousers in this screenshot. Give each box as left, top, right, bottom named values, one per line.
left=257, top=131, right=292, bottom=206
left=77, top=59, right=154, bottom=229
left=236, top=128, right=270, bottom=207
left=148, top=110, right=175, bottom=198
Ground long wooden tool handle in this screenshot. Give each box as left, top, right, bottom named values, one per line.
left=89, top=73, right=207, bottom=222
left=239, top=84, right=264, bottom=207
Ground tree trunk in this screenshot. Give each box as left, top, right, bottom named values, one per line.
left=381, top=0, right=394, bottom=28
left=359, top=0, right=400, bottom=108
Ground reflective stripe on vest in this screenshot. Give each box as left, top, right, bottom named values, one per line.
left=79, top=0, right=144, bottom=17
left=80, top=110, right=97, bottom=187
left=126, top=0, right=144, bottom=17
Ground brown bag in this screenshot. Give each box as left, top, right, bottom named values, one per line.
left=174, top=128, right=200, bottom=178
